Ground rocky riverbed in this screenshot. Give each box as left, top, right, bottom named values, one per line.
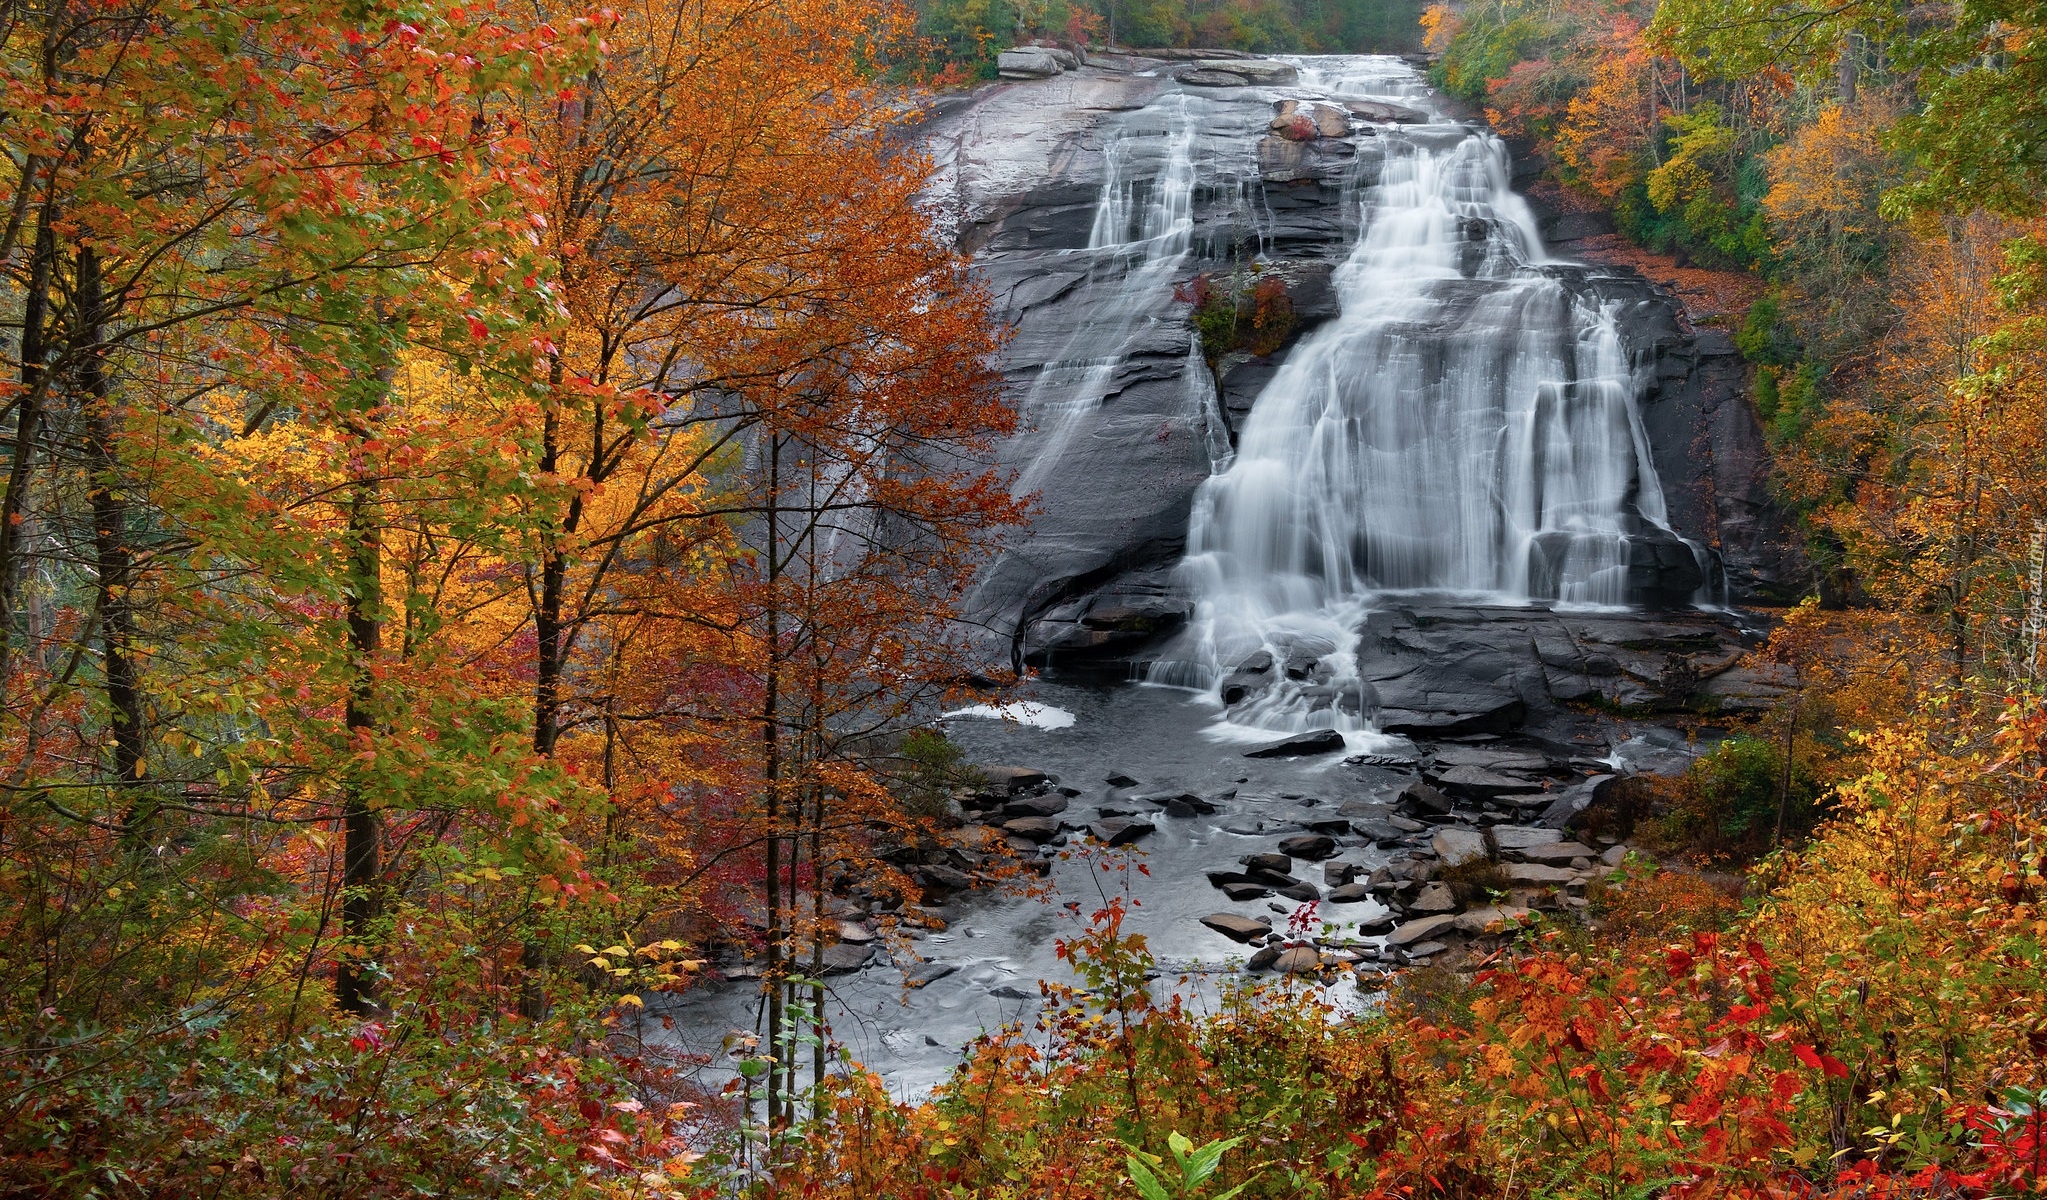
left=653, top=602, right=1788, bottom=1097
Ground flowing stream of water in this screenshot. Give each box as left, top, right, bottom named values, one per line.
left=1147, top=57, right=1691, bottom=745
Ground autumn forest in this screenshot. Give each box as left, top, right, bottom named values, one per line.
left=2, top=0, right=2046, bottom=1198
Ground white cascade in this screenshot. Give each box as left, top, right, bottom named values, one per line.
left=1008, top=94, right=1201, bottom=501
left=1152, top=58, right=1690, bottom=745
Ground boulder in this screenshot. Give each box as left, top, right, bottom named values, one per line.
left=915, top=864, right=974, bottom=892
left=1435, top=746, right=1550, bottom=772
left=1399, top=779, right=1455, bottom=815
left=1455, top=905, right=1533, bottom=934
left=981, top=766, right=1048, bottom=794
left=1385, top=913, right=1460, bottom=946
left=1201, top=913, right=1270, bottom=942
left=1106, top=771, right=1141, bottom=788
left=1488, top=825, right=1564, bottom=851
left=904, top=960, right=957, bottom=985
left=1270, top=110, right=1320, bottom=142
left=1325, top=861, right=1361, bottom=886
left=1327, top=882, right=1373, bottom=903
left=1278, top=833, right=1338, bottom=860
left=1537, top=775, right=1614, bottom=830
left=1245, top=944, right=1283, bottom=971
left=1276, top=881, right=1321, bottom=903
left=1244, top=852, right=1293, bottom=873
left=1002, top=816, right=1060, bottom=842
left=1410, top=882, right=1458, bottom=914
left=997, top=46, right=1067, bottom=79
left=1273, top=944, right=1322, bottom=974
left=1504, top=863, right=1577, bottom=886
left=1222, top=882, right=1272, bottom=902
left=1403, top=940, right=1449, bottom=959
left=1091, top=817, right=1155, bottom=846
left=1178, top=67, right=1252, bottom=87
left=819, top=943, right=875, bottom=974
left=1352, top=909, right=1398, bottom=933
left=836, top=920, right=876, bottom=944
left=1202, top=57, right=1297, bottom=82
left=1345, top=99, right=1428, bottom=123
left=1431, top=827, right=1489, bottom=867
left=1513, top=840, right=1597, bottom=864
left=1206, top=870, right=1257, bottom=889
left=1600, top=844, right=1631, bottom=867
left=1435, top=764, right=1532, bottom=797
left=1303, top=817, right=1352, bottom=835
left=1002, top=794, right=1069, bottom=819
left=1272, top=99, right=1351, bottom=138
left=1161, top=792, right=1219, bottom=817
left=1244, top=729, right=1347, bottom=758
left=1353, top=819, right=1407, bottom=844
left=1248, top=868, right=1303, bottom=889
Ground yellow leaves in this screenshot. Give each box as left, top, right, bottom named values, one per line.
left=1420, top=3, right=1458, bottom=53
left=1762, top=102, right=1897, bottom=242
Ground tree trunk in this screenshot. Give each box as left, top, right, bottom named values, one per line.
left=76, top=247, right=149, bottom=828
left=761, top=431, right=785, bottom=1129
left=336, top=406, right=386, bottom=1017
left=532, top=363, right=579, bottom=756
left=1, top=220, right=57, bottom=698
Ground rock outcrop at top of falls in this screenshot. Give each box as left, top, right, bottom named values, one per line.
left=920, top=54, right=1804, bottom=680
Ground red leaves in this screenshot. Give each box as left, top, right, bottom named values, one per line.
left=1791, top=1045, right=1849, bottom=1078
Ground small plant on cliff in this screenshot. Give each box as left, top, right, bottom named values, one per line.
left=1177, top=271, right=1298, bottom=371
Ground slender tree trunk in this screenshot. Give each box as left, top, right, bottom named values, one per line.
left=533, top=362, right=575, bottom=755
left=1837, top=33, right=1858, bottom=105
left=76, top=248, right=148, bottom=828
left=761, top=431, right=785, bottom=1130
left=1774, top=691, right=1798, bottom=844
left=805, top=478, right=829, bottom=1107
left=1, top=220, right=57, bottom=698
left=336, top=392, right=387, bottom=1017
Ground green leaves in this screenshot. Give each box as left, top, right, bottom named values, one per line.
left=1124, top=1132, right=1249, bottom=1200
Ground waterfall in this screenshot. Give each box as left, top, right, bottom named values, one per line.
left=1008, top=95, right=1200, bottom=501
left=1150, top=57, right=1694, bottom=743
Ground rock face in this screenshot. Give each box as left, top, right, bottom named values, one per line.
left=916, top=55, right=1801, bottom=678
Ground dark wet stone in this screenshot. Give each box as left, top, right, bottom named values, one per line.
left=1244, top=729, right=1347, bottom=758
left=1002, top=794, right=1070, bottom=819
left=1091, top=817, right=1155, bottom=845
left=980, top=766, right=1048, bottom=794
left=1201, top=913, right=1269, bottom=942
left=1277, top=833, right=1337, bottom=860
left=904, top=960, right=957, bottom=985
left=1002, top=816, right=1060, bottom=842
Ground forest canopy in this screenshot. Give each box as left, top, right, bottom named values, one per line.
left=913, top=0, right=1431, bottom=73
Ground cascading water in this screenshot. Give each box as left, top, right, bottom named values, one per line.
left=1008, top=95, right=1200, bottom=501
left=1151, top=57, right=1694, bottom=744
